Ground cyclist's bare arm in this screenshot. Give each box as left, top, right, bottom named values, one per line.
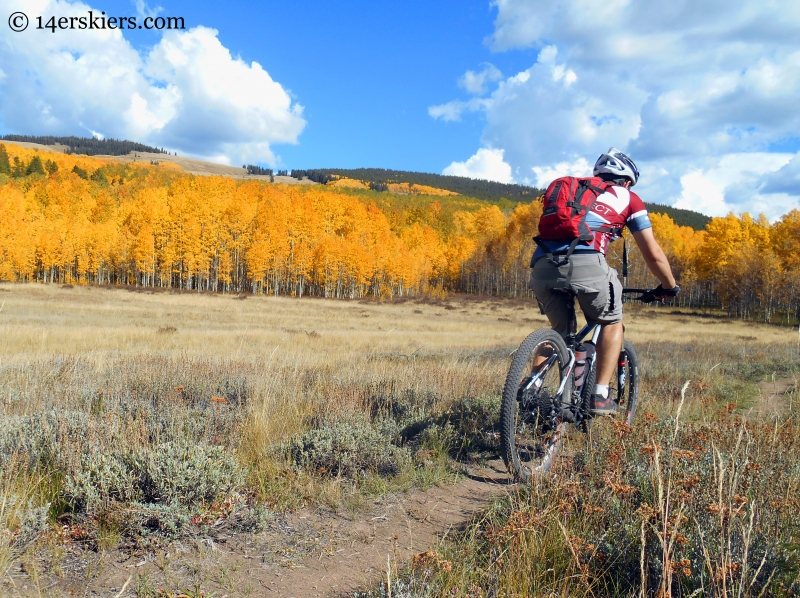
left=631, top=228, right=677, bottom=290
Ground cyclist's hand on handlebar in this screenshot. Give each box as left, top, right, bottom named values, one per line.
left=655, top=283, right=681, bottom=298
left=636, top=290, right=659, bottom=303
left=638, top=284, right=680, bottom=303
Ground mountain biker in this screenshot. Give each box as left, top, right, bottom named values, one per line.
left=529, top=148, right=680, bottom=416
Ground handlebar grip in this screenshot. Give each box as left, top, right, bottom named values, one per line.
left=637, top=291, right=661, bottom=304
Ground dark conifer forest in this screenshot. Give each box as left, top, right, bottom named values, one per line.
left=0, top=135, right=169, bottom=157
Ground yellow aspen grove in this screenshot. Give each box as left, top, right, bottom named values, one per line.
left=0, top=144, right=797, bottom=324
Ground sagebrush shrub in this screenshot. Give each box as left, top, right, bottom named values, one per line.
left=63, top=452, right=138, bottom=513
left=63, top=442, right=245, bottom=516
left=288, top=416, right=412, bottom=478
left=0, top=410, right=94, bottom=473
left=437, top=394, right=500, bottom=454
left=131, top=442, right=245, bottom=505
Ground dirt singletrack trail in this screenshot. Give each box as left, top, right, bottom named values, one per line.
left=754, top=375, right=797, bottom=417
left=260, top=460, right=509, bottom=597
left=19, top=460, right=510, bottom=598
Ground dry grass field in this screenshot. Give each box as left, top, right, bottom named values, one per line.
left=0, top=283, right=798, bottom=597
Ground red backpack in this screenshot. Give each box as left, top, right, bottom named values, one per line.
left=535, top=176, right=616, bottom=266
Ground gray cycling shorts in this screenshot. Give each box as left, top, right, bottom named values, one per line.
left=528, top=252, right=623, bottom=338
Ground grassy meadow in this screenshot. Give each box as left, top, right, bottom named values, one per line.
left=0, top=282, right=798, bottom=596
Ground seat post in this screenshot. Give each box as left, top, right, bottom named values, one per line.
left=565, top=294, right=578, bottom=348
left=552, top=288, right=578, bottom=349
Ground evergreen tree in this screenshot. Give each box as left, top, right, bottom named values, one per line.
left=0, top=144, right=10, bottom=175
left=90, top=168, right=108, bottom=184
left=72, top=165, right=88, bottom=179
left=369, top=181, right=388, bottom=192
left=45, top=160, right=58, bottom=175
left=25, top=155, right=45, bottom=176
left=11, top=157, right=23, bottom=178
left=245, top=164, right=273, bottom=176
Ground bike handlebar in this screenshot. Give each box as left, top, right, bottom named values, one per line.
left=622, top=287, right=669, bottom=304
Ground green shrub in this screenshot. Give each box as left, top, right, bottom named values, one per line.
left=131, top=442, right=245, bottom=505
left=232, top=502, right=272, bottom=533
left=63, top=453, right=138, bottom=514
left=288, top=416, right=411, bottom=478
left=399, top=395, right=501, bottom=458
left=134, top=503, right=191, bottom=537
left=0, top=410, right=94, bottom=473
left=438, top=395, right=500, bottom=455
left=63, top=442, right=245, bottom=515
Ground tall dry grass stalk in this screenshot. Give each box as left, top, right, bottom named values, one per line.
left=0, top=457, right=50, bottom=578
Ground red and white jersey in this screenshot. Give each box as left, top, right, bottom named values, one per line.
left=584, top=185, right=651, bottom=253
left=534, top=184, right=652, bottom=258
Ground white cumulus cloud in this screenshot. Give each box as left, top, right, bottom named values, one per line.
left=0, top=0, right=305, bottom=165
left=672, top=153, right=795, bottom=218
left=459, top=63, right=503, bottom=95
left=428, top=98, right=489, bottom=122
left=443, top=148, right=514, bottom=184
left=433, top=0, right=800, bottom=219
left=531, top=158, right=592, bottom=189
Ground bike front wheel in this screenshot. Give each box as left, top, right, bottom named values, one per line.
left=500, top=329, right=570, bottom=482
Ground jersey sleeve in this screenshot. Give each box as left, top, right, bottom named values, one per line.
left=625, top=190, right=652, bottom=232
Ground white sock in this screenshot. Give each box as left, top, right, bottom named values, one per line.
left=595, top=384, right=609, bottom=398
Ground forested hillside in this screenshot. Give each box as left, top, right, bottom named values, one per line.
left=301, top=168, right=710, bottom=230
left=0, top=143, right=796, bottom=323
left=310, top=168, right=542, bottom=202
left=645, top=202, right=711, bottom=230
left=0, top=135, right=169, bottom=156
left=2, top=137, right=710, bottom=229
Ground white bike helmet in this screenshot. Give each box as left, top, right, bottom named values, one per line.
left=593, top=147, right=639, bottom=186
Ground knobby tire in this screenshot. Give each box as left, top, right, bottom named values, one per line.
left=500, top=329, right=569, bottom=482
left=580, top=339, right=640, bottom=426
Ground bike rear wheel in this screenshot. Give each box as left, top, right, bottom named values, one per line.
left=580, top=339, right=640, bottom=426
left=617, top=340, right=640, bottom=425
left=500, top=329, right=570, bottom=482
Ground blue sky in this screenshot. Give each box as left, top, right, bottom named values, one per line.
left=114, top=0, right=512, bottom=171
left=2, top=0, right=533, bottom=171
left=2, top=0, right=799, bottom=219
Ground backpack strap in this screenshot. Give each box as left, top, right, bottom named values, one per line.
left=570, top=180, right=609, bottom=238
left=533, top=236, right=586, bottom=269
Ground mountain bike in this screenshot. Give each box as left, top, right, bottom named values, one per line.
left=500, top=287, right=658, bottom=482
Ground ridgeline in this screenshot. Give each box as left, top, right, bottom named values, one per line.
left=0, top=135, right=170, bottom=157
left=308, top=168, right=542, bottom=202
